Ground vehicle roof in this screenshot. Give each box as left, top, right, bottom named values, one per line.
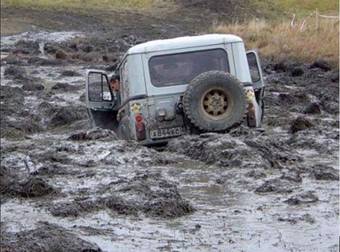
left=127, top=34, right=243, bottom=55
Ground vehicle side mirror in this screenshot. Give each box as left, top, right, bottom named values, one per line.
left=247, top=51, right=261, bottom=83
left=87, top=71, right=113, bottom=102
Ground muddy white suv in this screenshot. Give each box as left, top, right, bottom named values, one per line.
left=86, top=34, right=264, bottom=145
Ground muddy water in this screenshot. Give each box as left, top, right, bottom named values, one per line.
left=1, top=32, right=339, bottom=252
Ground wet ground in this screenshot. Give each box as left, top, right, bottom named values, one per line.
left=0, top=20, right=339, bottom=252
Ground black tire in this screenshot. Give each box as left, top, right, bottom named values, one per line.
left=183, top=71, right=247, bottom=132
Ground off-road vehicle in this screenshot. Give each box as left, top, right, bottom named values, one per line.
left=86, top=34, right=265, bottom=145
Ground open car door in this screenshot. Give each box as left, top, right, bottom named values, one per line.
left=86, top=70, right=117, bottom=130
left=246, top=50, right=264, bottom=91
left=246, top=50, right=265, bottom=126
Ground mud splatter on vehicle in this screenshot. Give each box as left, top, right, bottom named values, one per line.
left=0, top=7, right=339, bottom=252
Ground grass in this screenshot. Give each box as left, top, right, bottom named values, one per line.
left=1, top=0, right=157, bottom=10
left=253, top=0, right=339, bottom=17
left=214, top=18, right=339, bottom=66
left=2, top=0, right=339, bottom=66
left=275, top=0, right=338, bottom=13
left=219, top=0, right=339, bottom=66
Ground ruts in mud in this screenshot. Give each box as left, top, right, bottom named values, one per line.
left=0, top=31, right=339, bottom=252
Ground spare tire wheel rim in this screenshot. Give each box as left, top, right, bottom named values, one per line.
left=201, top=88, right=233, bottom=120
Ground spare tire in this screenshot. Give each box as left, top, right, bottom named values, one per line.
left=183, top=71, right=247, bottom=132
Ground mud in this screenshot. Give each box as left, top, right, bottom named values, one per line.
left=1, top=7, right=339, bottom=252
left=50, top=172, right=194, bottom=218
left=68, top=128, right=117, bottom=141
left=284, top=191, right=319, bottom=205
left=1, top=165, right=55, bottom=198
left=1, top=222, right=102, bottom=252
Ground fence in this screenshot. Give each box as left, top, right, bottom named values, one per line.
left=291, top=9, right=339, bottom=31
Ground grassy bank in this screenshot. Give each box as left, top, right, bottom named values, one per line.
left=2, top=0, right=339, bottom=67
left=214, top=17, right=339, bottom=66
left=254, top=0, right=339, bottom=17
left=1, top=0, right=156, bottom=10
left=215, top=0, right=339, bottom=67
left=275, top=0, right=338, bottom=14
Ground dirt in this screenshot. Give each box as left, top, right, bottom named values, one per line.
left=49, top=172, right=194, bottom=218
left=1, top=222, right=102, bottom=252
left=284, top=191, right=319, bottom=206
left=0, top=5, right=339, bottom=252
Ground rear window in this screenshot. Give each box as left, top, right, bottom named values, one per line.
left=149, top=49, right=229, bottom=87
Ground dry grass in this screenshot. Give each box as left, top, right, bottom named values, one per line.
left=1, top=0, right=157, bottom=10
left=276, top=0, right=338, bottom=14
left=214, top=18, right=339, bottom=66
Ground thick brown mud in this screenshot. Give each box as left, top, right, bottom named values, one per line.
left=0, top=16, right=339, bottom=252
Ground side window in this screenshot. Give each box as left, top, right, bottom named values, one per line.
left=247, top=51, right=261, bottom=83
left=88, top=72, right=112, bottom=102
left=120, top=60, right=129, bottom=100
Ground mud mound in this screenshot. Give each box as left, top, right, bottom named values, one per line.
left=0, top=222, right=102, bottom=252
left=27, top=56, right=63, bottom=66
left=1, top=166, right=55, bottom=198
left=50, top=172, right=194, bottom=218
left=113, top=172, right=194, bottom=218
left=2, top=117, right=43, bottom=138
left=39, top=35, right=136, bottom=64
left=3, top=65, right=27, bottom=80
left=22, top=81, right=45, bottom=91
left=0, top=85, right=42, bottom=138
left=302, top=102, right=321, bottom=114
left=278, top=213, right=315, bottom=224
left=255, top=178, right=298, bottom=194
left=0, top=86, right=24, bottom=113
left=310, top=59, right=331, bottom=71
left=68, top=128, right=118, bottom=141
left=265, top=60, right=338, bottom=117
left=17, top=177, right=55, bottom=197
left=36, top=150, right=72, bottom=164
left=13, top=40, right=40, bottom=54
left=60, top=70, right=82, bottom=77
left=55, top=49, right=68, bottom=59
left=311, top=165, right=339, bottom=181
left=168, top=133, right=302, bottom=172
left=290, top=116, right=313, bottom=133
left=50, top=198, right=100, bottom=217
left=3, top=66, right=45, bottom=91
left=51, top=82, right=82, bottom=92
left=167, top=133, right=253, bottom=167
left=0, top=166, right=13, bottom=196
left=49, top=105, right=87, bottom=127
left=284, top=191, right=319, bottom=205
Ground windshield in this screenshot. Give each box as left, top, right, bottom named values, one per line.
left=149, top=49, right=229, bottom=87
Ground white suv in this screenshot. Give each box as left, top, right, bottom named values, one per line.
left=86, top=34, right=265, bottom=145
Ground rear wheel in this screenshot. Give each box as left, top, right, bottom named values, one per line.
left=183, top=71, right=247, bottom=132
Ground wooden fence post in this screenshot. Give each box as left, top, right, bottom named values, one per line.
left=315, top=8, right=320, bottom=31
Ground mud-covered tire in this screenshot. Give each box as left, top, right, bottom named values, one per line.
left=183, top=71, right=247, bottom=132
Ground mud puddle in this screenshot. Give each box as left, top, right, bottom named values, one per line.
left=1, top=31, right=339, bottom=252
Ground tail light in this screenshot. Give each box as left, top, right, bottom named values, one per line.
left=135, top=113, right=146, bottom=141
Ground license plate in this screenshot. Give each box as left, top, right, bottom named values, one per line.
left=150, top=127, right=183, bottom=139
